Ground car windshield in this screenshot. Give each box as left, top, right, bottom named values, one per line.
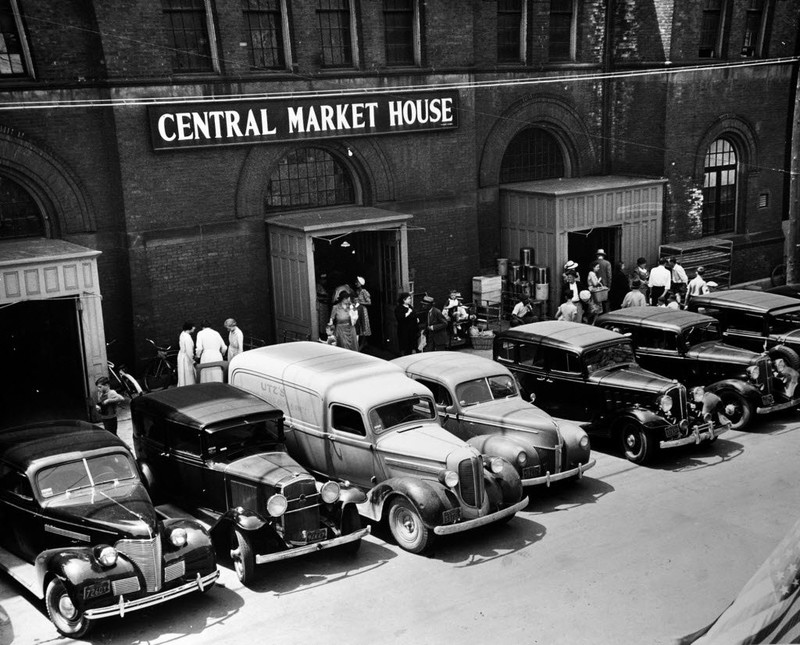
left=36, top=453, right=137, bottom=498
left=684, top=321, right=722, bottom=345
left=455, top=375, right=519, bottom=407
left=369, top=397, right=436, bottom=434
left=206, top=421, right=281, bottom=457
left=584, top=341, right=636, bottom=374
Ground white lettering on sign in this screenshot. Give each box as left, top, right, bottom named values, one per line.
left=288, top=102, right=380, bottom=134
left=157, top=108, right=278, bottom=142
left=388, top=97, right=453, bottom=127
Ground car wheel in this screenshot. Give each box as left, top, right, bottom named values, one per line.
left=716, top=389, right=753, bottom=431
left=619, top=421, right=656, bottom=465
left=231, top=527, right=256, bottom=586
left=339, top=504, right=362, bottom=556
left=45, top=578, right=93, bottom=638
left=768, top=345, right=800, bottom=372
left=387, top=498, right=434, bottom=554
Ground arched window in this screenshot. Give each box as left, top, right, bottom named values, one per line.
left=0, top=175, right=44, bottom=239
left=702, top=138, right=737, bottom=235
left=500, top=128, right=565, bottom=184
left=265, top=147, right=356, bottom=211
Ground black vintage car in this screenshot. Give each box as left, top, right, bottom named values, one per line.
left=130, top=383, right=369, bottom=585
left=596, top=308, right=799, bottom=430
left=687, top=289, right=800, bottom=369
left=0, top=420, right=218, bottom=639
left=493, top=321, right=729, bottom=464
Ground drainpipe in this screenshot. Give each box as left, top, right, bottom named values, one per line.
left=602, top=0, right=616, bottom=174
left=787, top=23, right=800, bottom=283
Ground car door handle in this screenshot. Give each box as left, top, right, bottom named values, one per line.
left=536, top=377, right=553, bottom=383
left=325, top=434, right=336, bottom=442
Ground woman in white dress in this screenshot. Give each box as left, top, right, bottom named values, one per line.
left=224, top=318, right=244, bottom=361
left=177, top=321, right=196, bottom=386
left=195, top=320, right=227, bottom=383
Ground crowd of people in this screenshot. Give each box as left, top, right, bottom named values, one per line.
left=549, top=249, right=719, bottom=326
left=176, top=317, right=244, bottom=386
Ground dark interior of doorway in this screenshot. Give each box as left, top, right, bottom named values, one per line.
left=313, top=231, right=388, bottom=354
left=0, top=298, right=86, bottom=429
left=567, top=227, right=621, bottom=275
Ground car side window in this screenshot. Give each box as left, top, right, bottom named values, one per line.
left=544, top=347, right=582, bottom=374
left=639, top=328, right=674, bottom=350
left=171, top=424, right=201, bottom=456
left=518, top=342, right=545, bottom=369
left=726, top=311, right=762, bottom=333
left=416, top=378, right=453, bottom=407
left=331, top=405, right=367, bottom=437
left=0, top=464, right=33, bottom=500
left=495, top=339, right=515, bottom=362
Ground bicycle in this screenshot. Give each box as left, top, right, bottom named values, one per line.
left=142, top=338, right=178, bottom=391
left=106, top=340, right=144, bottom=399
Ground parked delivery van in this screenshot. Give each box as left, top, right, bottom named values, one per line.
left=229, top=342, right=527, bottom=554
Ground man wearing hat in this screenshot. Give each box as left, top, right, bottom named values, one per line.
left=594, top=249, right=612, bottom=313
left=421, top=294, right=449, bottom=351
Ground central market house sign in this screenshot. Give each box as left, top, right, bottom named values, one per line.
left=149, top=90, right=459, bottom=151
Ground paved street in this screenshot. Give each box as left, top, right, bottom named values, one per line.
left=2, top=391, right=800, bottom=645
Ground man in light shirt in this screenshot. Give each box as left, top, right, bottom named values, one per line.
left=648, top=257, right=672, bottom=306
left=668, top=256, right=689, bottom=305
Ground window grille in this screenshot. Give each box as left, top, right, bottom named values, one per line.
left=702, top=138, right=737, bottom=235
left=0, top=0, right=30, bottom=76
left=548, top=0, right=574, bottom=62
left=0, top=176, right=45, bottom=239
left=162, top=0, right=215, bottom=72
left=318, top=0, right=353, bottom=67
left=384, top=0, right=414, bottom=66
left=242, top=0, right=285, bottom=69
left=265, top=148, right=355, bottom=211
left=497, top=0, right=522, bottom=64
left=500, top=128, right=565, bottom=184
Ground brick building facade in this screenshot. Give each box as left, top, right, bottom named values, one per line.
left=0, top=0, right=797, bottom=421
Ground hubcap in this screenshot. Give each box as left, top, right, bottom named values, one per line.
left=58, top=594, right=77, bottom=620
left=725, top=403, right=738, bottom=417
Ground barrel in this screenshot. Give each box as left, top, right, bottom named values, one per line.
left=520, top=247, right=535, bottom=266
left=496, top=258, right=508, bottom=276
left=508, top=262, right=521, bottom=282
left=523, top=264, right=537, bottom=283
left=533, top=266, right=550, bottom=302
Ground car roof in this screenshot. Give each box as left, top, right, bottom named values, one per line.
left=0, top=420, right=129, bottom=472
left=393, top=351, right=513, bottom=385
left=691, top=289, right=800, bottom=315
left=498, top=320, right=625, bottom=351
left=131, top=383, right=283, bottom=432
left=596, top=308, right=717, bottom=332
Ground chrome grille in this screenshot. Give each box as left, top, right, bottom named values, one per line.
left=756, top=357, right=773, bottom=394
left=457, top=457, right=483, bottom=507
left=231, top=480, right=258, bottom=509
left=666, top=385, right=687, bottom=422
left=164, top=560, right=186, bottom=583
left=112, top=576, right=140, bottom=596
left=281, top=477, right=321, bottom=541
left=115, top=536, right=162, bottom=593
left=534, top=445, right=561, bottom=474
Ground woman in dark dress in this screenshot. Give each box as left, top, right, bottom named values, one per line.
left=609, top=261, right=630, bottom=311
left=394, top=292, right=418, bottom=356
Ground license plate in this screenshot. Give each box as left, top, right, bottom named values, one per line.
left=303, top=528, right=327, bottom=543
left=522, top=466, right=539, bottom=479
left=442, top=508, right=461, bottom=525
left=664, top=424, right=680, bottom=440
left=84, top=580, right=110, bottom=600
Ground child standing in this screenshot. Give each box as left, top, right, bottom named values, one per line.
left=556, top=292, right=578, bottom=322
left=95, top=376, right=125, bottom=435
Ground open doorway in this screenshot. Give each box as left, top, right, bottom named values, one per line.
left=567, top=226, right=621, bottom=274
left=313, top=230, right=400, bottom=356
left=0, top=298, right=87, bottom=428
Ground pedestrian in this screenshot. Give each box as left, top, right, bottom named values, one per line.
left=354, top=276, right=372, bottom=351
left=594, top=249, right=612, bottom=294
left=581, top=289, right=600, bottom=325
left=686, top=266, right=709, bottom=308
left=587, top=261, right=608, bottom=312
left=609, top=261, right=629, bottom=311
left=394, top=292, right=419, bottom=356
left=94, top=376, right=125, bottom=435
left=648, top=257, right=672, bottom=306
left=177, top=321, right=196, bottom=386
left=621, top=279, right=648, bottom=308
left=195, top=320, right=227, bottom=383
left=634, top=257, right=650, bottom=302
left=511, top=295, right=536, bottom=326
left=555, top=292, right=578, bottom=322
left=668, top=256, right=688, bottom=305
left=421, top=294, right=449, bottom=351
left=666, top=291, right=680, bottom=309
left=225, top=318, right=244, bottom=361
left=328, top=291, right=359, bottom=351
left=563, top=268, right=583, bottom=322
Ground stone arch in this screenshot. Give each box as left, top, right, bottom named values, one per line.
left=479, top=94, right=598, bottom=188
left=236, top=138, right=395, bottom=220
left=0, top=126, right=96, bottom=235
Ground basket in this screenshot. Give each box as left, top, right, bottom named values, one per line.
left=470, top=335, right=495, bottom=350
left=592, top=286, right=609, bottom=303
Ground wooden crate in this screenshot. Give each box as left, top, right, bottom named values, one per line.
left=472, top=275, right=502, bottom=294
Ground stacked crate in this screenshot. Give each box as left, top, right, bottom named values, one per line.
left=472, top=275, right=503, bottom=331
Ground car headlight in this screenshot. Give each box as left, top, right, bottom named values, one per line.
left=490, top=457, right=504, bottom=474
left=169, top=527, right=188, bottom=548
left=438, top=469, right=459, bottom=488
left=94, top=545, right=118, bottom=567
left=659, top=394, right=673, bottom=413
left=578, top=432, right=590, bottom=450
left=748, top=365, right=760, bottom=380
left=320, top=481, right=340, bottom=504
left=267, top=493, right=288, bottom=518
left=516, top=451, right=528, bottom=467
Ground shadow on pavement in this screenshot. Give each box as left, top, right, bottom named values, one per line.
left=525, top=475, right=615, bottom=514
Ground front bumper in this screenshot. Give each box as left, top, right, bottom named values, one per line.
left=660, top=422, right=730, bottom=449
left=84, top=570, right=219, bottom=620
left=254, top=526, right=370, bottom=565
left=433, top=497, right=529, bottom=536
left=521, top=458, right=596, bottom=487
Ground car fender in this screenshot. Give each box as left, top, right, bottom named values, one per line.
left=219, top=507, right=268, bottom=532
left=705, top=379, right=762, bottom=406
left=337, top=484, right=368, bottom=505
left=612, top=408, right=670, bottom=432
left=467, top=434, right=540, bottom=471
left=482, top=459, right=524, bottom=507
left=363, top=478, right=459, bottom=528
left=137, top=459, right=157, bottom=495
left=161, top=517, right=215, bottom=549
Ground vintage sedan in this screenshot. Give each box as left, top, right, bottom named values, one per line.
left=131, top=383, right=369, bottom=585
left=0, top=420, right=218, bottom=639
left=494, top=321, right=729, bottom=464
left=392, top=352, right=595, bottom=486
left=687, top=289, right=800, bottom=368
left=596, top=308, right=800, bottom=429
